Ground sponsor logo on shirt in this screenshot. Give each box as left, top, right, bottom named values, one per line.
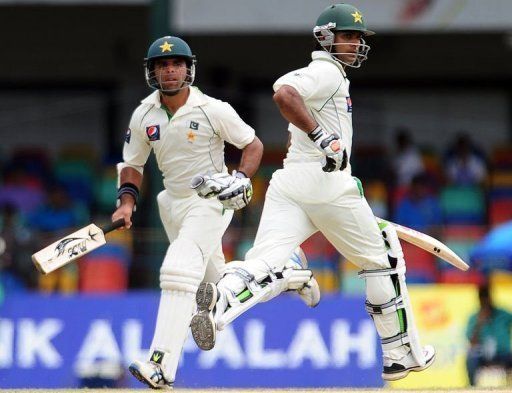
left=125, top=128, right=131, bottom=143
left=146, top=125, right=160, bottom=141
left=346, top=96, right=353, bottom=113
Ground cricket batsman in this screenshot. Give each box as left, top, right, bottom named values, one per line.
left=112, top=35, right=319, bottom=389
left=190, top=4, right=435, bottom=381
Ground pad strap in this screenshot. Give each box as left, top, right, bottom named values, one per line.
left=358, top=267, right=399, bottom=278
left=365, top=296, right=405, bottom=315
left=381, top=332, right=411, bottom=351
left=225, top=266, right=269, bottom=295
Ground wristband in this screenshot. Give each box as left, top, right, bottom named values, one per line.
left=117, top=182, right=139, bottom=210
left=307, top=125, right=324, bottom=142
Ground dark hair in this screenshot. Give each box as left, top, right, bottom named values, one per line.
left=478, top=284, right=490, bottom=300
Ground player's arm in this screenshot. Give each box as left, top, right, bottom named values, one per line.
left=112, top=166, right=142, bottom=229
left=112, top=111, right=151, bottom=228
left=273, top=85, right=347, bottom=172
left=196, top=102, right=262, bottom=210
left=237, top=135, right=263, bottom=178
left=273, top=85, right=317, bottom=133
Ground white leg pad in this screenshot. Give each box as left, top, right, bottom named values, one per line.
left=215, top=259, right=276, bottom=330
left=215, top=250, right=318, bottom=330
left=359, top=222, right=426, bottom=366
left=150, top=238, right=205, bottom=382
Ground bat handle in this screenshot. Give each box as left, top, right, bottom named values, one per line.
left=101, top=219, right=126, bottom=234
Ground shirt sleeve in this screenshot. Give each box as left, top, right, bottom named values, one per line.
left=208, top=101, right=255, bottom=149
left=122, top=107, right=152, bottom=168
left=273, top=63, right=342, bottom=111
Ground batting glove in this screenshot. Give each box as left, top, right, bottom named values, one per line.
left=190, top=172, right=233, bottom=199
left=308, top=126, right=348, bottom=172
left=217, top=171, right=253, bottom=210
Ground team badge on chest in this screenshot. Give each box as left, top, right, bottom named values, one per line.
left=146, top=125, right=160, bottom=141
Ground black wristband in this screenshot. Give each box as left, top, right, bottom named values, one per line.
left=307, top=125, right=323, bottom=142
left=117, top=182, right=139, bottom=205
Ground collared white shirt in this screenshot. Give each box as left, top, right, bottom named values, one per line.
left=273, top=51, right=353, bottom=173
left=123, top=87, right=255, bottom=196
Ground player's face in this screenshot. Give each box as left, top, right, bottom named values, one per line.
left=154, top=57, right=188, bottom=92
left=333, top=31, right=364, bottom=65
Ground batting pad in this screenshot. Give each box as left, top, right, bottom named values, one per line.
left=149, top=237, right=205, bottom=382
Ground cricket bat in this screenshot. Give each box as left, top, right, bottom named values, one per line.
left=32, top=219, right=126, bottom=275
left=375, top=217, right=469, bottom=271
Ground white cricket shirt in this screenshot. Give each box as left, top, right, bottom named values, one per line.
left=123, top=87, right=255, bottom=196
left=273, top=51, right=353, bottom=173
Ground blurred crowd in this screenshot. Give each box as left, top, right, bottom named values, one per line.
left=1, top=129, right=512, bottom=388
left=1, top=128, right=512, bottom=297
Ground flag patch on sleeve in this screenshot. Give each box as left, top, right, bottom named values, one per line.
left=346, top=97, right=353, bottom=113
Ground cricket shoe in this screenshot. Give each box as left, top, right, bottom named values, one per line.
left=382, top=345, right=436, bottom=381
left=129, top=351, right=173, bottom=390
left=190, top=282, right=219, bottom=351
left=286, top=247, right=321, bottom=307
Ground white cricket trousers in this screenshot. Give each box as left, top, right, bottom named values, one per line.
left=157, top=190, right=234, bottom=282
left=149, top=190, right=233, bottom=381
left=246, top=162, right=388, bottom=270
left=238, top=162, right=413, bottom=361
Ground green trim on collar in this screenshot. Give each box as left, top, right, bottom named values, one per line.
left=160, top=103, right=174, bottom=120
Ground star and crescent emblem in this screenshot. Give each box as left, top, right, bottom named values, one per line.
left=352, top=11, right=363, bottom=24
left=159, top=41, right=174, bottom=53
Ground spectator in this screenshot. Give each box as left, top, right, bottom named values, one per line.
left=0, top=203, right=35, bottom=291
left=392, top=128, right=424, bottom=187
left=28, top=184, right=87, bottom=233
left=28, top=184, right=87, bottom=293
left=466, top=283, right=512, bottom=386
left=393, top=173, right=442, bottom=234
left=445, top=133, right=487, bottom=186
left=0, top=167, right=44, bottom=215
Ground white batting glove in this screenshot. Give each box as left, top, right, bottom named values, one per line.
left=190, top=172, right=233, bottom=199
left=217, top=171, right=253, bottom=210
left=308, top=126, right=348, bottom=172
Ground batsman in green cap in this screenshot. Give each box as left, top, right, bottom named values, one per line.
left=190, top=4, right=436, bottom=382
left=112, top=35, right=264, bottom=389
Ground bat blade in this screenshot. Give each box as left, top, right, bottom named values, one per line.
left=376, top=217, right=469, bottom=271
left=32, top=224, right=106, bottom=274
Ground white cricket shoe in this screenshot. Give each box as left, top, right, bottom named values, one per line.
left=190, top=282, right=218, bottom=351
left=382, top=345, right=436, bottom=381
left=129, top=351, right=173, bottom=390
left=286, top=247, right=321, bottom=307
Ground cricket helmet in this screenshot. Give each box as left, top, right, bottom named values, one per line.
left=144, top=36, right=197, bottom=93
left=314, top=4, right=374, bottom=68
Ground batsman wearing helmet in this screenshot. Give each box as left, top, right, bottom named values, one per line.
left=112, top=36, right=318, bottom=389
left=111, top=35, right=264, bottom=389
left=191, top=4, right=435, bottom=381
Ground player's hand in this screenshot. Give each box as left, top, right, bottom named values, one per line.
left=217, top=171, right=253, bottom=210
left=112, top=203, right=133, bottom=229
left=308, top=126, right=348, bottom=172
left=190, top=172, right=234, bottom=199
